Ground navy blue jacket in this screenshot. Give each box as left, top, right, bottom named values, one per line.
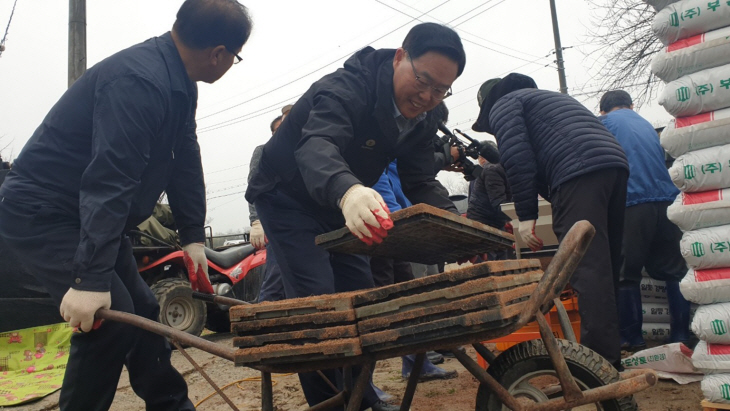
left=600, top=109, right=679, bottom=206
left=245, top=47, right=455, bottom=214
left=0, top=32, right=205, bottom=292
left=489, top=89, right=629, bottom=221
left=466, top=163, right=511, bottom=228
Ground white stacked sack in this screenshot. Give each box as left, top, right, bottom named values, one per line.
left=667, top=188, right=730, bottom=230
left=648, top=1, right=730, bottom=402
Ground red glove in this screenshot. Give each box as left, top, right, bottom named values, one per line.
left=183, top=245, right=214, bottom=294
left=355, top=207, right=393, bottom=246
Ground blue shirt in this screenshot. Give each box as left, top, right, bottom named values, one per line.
left=600, top=108, right=679, bottom=207
left=373, top=161, right=412, bottom=212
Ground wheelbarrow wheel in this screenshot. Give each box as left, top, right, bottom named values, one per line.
left=476, top=339, right=637, bottom=411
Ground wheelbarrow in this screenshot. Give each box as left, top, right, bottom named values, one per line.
left=96, top=220, right=656, bottom=410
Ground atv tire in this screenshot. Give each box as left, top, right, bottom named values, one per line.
left=476, top=339, right=637, bottom=411
left=151, top=278, right=206, bottom=337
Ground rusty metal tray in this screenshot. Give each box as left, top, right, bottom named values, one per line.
left=314, top=204, right=515, bottom=265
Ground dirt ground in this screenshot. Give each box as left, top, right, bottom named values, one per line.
left=8, top=333, right=704, bottom=411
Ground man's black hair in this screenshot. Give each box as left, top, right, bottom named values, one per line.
left=173, top=0, right=253, bottom=53
left=600, top=90, right=633, bottom=113
left=270, top=115, right=283, bottom=133
left=402, top=23, right=466, bottom=77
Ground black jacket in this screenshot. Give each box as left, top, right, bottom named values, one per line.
left=246, top=47, right=455, bottom=214
left=481, top=89, right=628, bottom=221
left=466, top=163, right=511, bottom=228
left=0, top=32, right=205, bottom=292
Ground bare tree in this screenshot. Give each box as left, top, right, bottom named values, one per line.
left=582, top=0, right=663, bottom=107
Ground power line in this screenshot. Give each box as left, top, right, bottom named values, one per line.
left=449, top=0, right=507, bottom=28
left=0, top=0, right=19, bottom=57
left=196, top=0, right=452, bottom=132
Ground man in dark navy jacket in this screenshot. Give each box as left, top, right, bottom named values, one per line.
left=246, top=22, right=465, bottom=410
left=473, top=73, right=629, bottom=370
left=599, top=90, right=689, bottom=352
left=0, top=1, right=252, bottom=409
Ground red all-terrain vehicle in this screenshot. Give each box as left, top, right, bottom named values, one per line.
left=131, top=231, right=266, bottom=336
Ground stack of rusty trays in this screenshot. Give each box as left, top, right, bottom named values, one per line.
left=230, top=292, right=361, bottom=369
left=353, top=259, right=543, bottom=356
left=315, top=203, right=515, bottom=265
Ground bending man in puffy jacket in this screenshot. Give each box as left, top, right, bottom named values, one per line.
left=472, top=73, right=629, bottom=370
left=245, top=22, right=465, bottom=409
left=599, top=90, right=689, bottom=351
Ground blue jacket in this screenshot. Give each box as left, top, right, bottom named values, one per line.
left=600, top=109, right=679, bottom=206
left=488, top=89, right=629, bottom=221
left=0, top=32, right=205, bottom=292
left=373, top=161, right=412, bottom=212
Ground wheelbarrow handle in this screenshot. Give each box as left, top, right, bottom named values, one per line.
left=95, top=308, right=236, bottom=362
left=191, top=291, right=251, bottom=306
left=522, top=221, right=595, bottom=323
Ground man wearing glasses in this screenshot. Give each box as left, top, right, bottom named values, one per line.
left=0, top=1, right=251, bottom=409
left=245, top=22, right=465, bottom=410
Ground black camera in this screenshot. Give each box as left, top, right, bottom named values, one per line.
left=436, top=123, right=500, bottom=181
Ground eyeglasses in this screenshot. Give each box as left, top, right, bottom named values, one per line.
left=406, top=51, right=452, bottom=100
left=227, top=48, right=242, bottom=65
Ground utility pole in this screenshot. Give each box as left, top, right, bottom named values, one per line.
left=68, top=0, right=86, bottom=88
left=549, top=0, right=568, bottom=94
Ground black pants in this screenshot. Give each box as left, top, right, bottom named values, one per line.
left=550, top=168, right=627, bottom=369
left=371, top=257, right=414, bottom=287
left=620, top=201, right=686, bottom=284
left=0, top=197, right=194, bottom=411
left=255, top=189, right=379, bottom=410
left=257, top=244, right=285, bottom=302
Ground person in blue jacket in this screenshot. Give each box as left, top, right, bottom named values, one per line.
left=0, top=1, right=252, bottom=409
left=599, top=90, right=690, bottom=351
left=371, top=161, right=458, bottom=383
left=473, top=73, right=629, bottom=370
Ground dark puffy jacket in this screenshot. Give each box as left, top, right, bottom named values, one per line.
left=488, top=89, right=628, bottom=221
left=246, top=47, right=455, bottom=214
left=466, top=163, right=511, bottom=228
left=0, top=32, right=205, bottom=292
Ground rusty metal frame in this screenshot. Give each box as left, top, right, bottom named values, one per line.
left=95, top=221, right=658, bottom=411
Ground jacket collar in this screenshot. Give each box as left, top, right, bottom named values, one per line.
left=154, top=32, right=196, bottom=96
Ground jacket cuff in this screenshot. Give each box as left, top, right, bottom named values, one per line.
left=329, top=173, right=363, bottom=209
left=71, top=270, right=113, bottom=292
left=179, top=226, right=206, bottom=246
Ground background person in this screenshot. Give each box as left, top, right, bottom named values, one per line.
left=599, top=90, right=690, bottom=351
left=0, top=1, right=252, bottom=409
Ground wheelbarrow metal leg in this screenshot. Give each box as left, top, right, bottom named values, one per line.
left=171, top=340, right=241, bottom=411
left=317, top=370, right=341, bottom=395
left=472, top=343, right=497, bottom=365
left=306, top=392, right=346, bottom=411
left=535, top=313, right=583, bottom=402
left=523, top=369, right=657, bottom=411
left=345, top=361, right=374, bottom=411
left=261, top=371, right=273, bottom=411
left=400, top=352, right=425, bottom=411
left=450, top=348, right=526, bottom=411
left=552, top=297, right=576, bottom=342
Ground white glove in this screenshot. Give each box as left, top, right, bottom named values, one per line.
left=59, top=288, right=111, bottom=332
left=183, top=242, right=213, bottom=293
left=339, top=184, right=390, bottom=241
left=250, top=220, right=267, bottom=249
left=518, top=219, right=544, bottom=251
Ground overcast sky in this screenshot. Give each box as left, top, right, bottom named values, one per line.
left=0, top=0, right=672, bottom=234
